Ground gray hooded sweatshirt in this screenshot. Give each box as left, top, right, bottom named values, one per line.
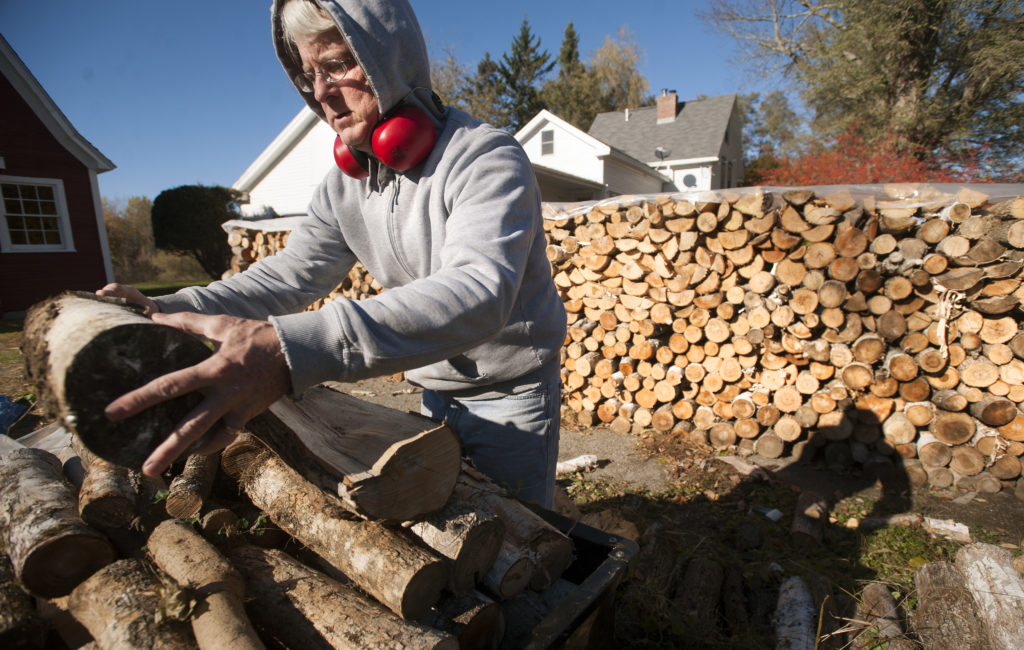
left=154, top=0, right=566, bottom=397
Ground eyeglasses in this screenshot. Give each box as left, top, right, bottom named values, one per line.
left=294, top=58, right=355, bottom=93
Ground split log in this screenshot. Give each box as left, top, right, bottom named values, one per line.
left=236, top=444, right=449, bottom=620
left=146, top=520, right=264, bottom=650
left=68, top=558, right=196, bottom=649
left=0, top=448, right=115, bottom=598
left=955, top=542, right=1024, bottom=650
left=246, top=384, right=462, bottom=522
left=229, top=545, right=457, bottom=650
left=165, top=453, right=220, bottom=520
left=22, top=292, right=213, bottom=468
left=407, top=496, right=506, bottom=594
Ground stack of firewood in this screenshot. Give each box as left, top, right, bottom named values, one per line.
left=1, top=293, right=581, bottom=649
left=223, top=185, right=1024, bottom=496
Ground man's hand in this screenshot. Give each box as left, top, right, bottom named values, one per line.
left=104, top=312, right=292, bottom=476
left=96, top=283, right=160, bottom=315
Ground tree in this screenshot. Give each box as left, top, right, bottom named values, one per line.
left=705, top=0, right=1024, bottom=178
left=588, top=27, right=651, bottom=113
left=463, top=52, right=511, bottom=128
left=541, top=22, right=602, bottom=129
left=151, top=185, right=238, bottom=279
left=429, top=44, right=471, bottom=110
left=103, top=196, right=156, bottom=282
left=496, top=19, right=555, bottom=132
left=757, top=125, right=981, bottom=185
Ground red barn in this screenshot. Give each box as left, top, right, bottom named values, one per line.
left=0, top=34, right=115, bottom=315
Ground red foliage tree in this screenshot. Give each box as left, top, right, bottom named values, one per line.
left=757, top=128, right=988, bottom=186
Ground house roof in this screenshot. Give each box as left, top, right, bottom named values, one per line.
left=588, top=93, right=736, bottom=165
left=0, top=34, right=115, bottom=172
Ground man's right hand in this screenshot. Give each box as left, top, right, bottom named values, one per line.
left=97, top=283, right=160, bottom=316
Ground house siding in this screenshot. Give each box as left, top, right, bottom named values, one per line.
left=518, top=124, right=605, bottom=185
left=240, top=119, right=337, bottom=218
left=0, top=74, right=108, bottom=313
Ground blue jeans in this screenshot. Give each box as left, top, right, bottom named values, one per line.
left=421, top=374, right=561, bottom=508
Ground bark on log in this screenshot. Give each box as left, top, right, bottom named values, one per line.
left=772, top=575, right=817, bottom=650
left=147, top=520, right=264, bottom=650
left=913, top=560, right=992, bottom=650
left=22, top=293, right=213, bottom=468
left=68, top=558, right=196, bottom=649
left=454, top=467, right=573, bottom=591
left=238, top=447, right=448, bottom=620
left=853, top=582, right=914, bottom=650
left=408, top=496, right=506, bottom=594
left=0, top=448, right=115, bottom=598
left=166, top=453, right=220, bottom=520
left=245, top=384, right=462, bottom=522
left=228, top=545, right=458, bottom=650
left=955, top=542, right=1024, bottom=650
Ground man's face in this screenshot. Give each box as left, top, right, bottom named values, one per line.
left=296, top=33, right=380, bottom=152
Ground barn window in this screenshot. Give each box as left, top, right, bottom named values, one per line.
left=541, top=129, right=554, bottom=155
left=0, top=177, right=73, bottom=252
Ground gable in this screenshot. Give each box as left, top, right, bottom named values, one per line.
left=516, top=110, right=611, bottom=185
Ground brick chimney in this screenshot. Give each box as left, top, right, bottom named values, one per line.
left=657, top=89, right=677, bottom=123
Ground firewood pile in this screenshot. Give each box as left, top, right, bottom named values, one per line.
left=224, top=185, right=1024, bottom=498
left=2, top=294, right=590, bottom=649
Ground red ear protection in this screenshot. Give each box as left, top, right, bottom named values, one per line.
left=333, top=106, right=436, bottom=179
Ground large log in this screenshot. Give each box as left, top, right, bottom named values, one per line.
left=913, top=561, right=991, bottom=649
left=228, top=545, right=457, bottom=650
left=0, top=447, right=115, bottom=598
left=147, top=520, right=264, bottom=650
left=22, top=292, right=213, bottom=468
left=955, top=542, right=1024, bottom=650
left=246, top=383, right=462, bottom=522
left=235, top=444, right=448, bottom=620
left=68, top=558, right=196, bottom=649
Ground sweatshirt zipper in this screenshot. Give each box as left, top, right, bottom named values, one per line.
left=386, top=175, right=415, bottom=279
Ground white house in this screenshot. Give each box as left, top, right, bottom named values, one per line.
left=517, top=91, right=744, bottom=202
left=231, top=90, right=743, bottom=217
left=514, top=109, right=667, bottom=202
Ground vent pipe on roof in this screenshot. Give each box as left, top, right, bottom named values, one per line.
left=624, top=108, right=630, bottom=122
left=657, top=89, right=677, bottom=124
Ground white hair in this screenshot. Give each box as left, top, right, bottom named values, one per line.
left=281, top=0, right=337, bottom=44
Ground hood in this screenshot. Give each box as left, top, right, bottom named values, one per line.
left=271, top=0, right=439, bottom=121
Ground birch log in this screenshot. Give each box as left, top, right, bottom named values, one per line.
left=228, top=545, right=458, bottom=650
left=147, top=520, right=264, bottom=650
left=68, top=558, right=196, bottom=649
left=22, top=292, right=213, bottom=468
left=237, top=446, right=448, bottom=620
left=0, top=448, right=115, bottom=597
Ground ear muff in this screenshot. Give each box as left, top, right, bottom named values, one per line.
left=334, top=106, right=437, bottom=178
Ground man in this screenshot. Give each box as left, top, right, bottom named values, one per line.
left=99, top=0, right=566, bottom=507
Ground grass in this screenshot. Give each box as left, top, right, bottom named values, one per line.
left=135, top=279, right=211, bottom=297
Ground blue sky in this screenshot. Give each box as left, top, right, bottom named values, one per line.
left=1, top=1, right=765, bottom=202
